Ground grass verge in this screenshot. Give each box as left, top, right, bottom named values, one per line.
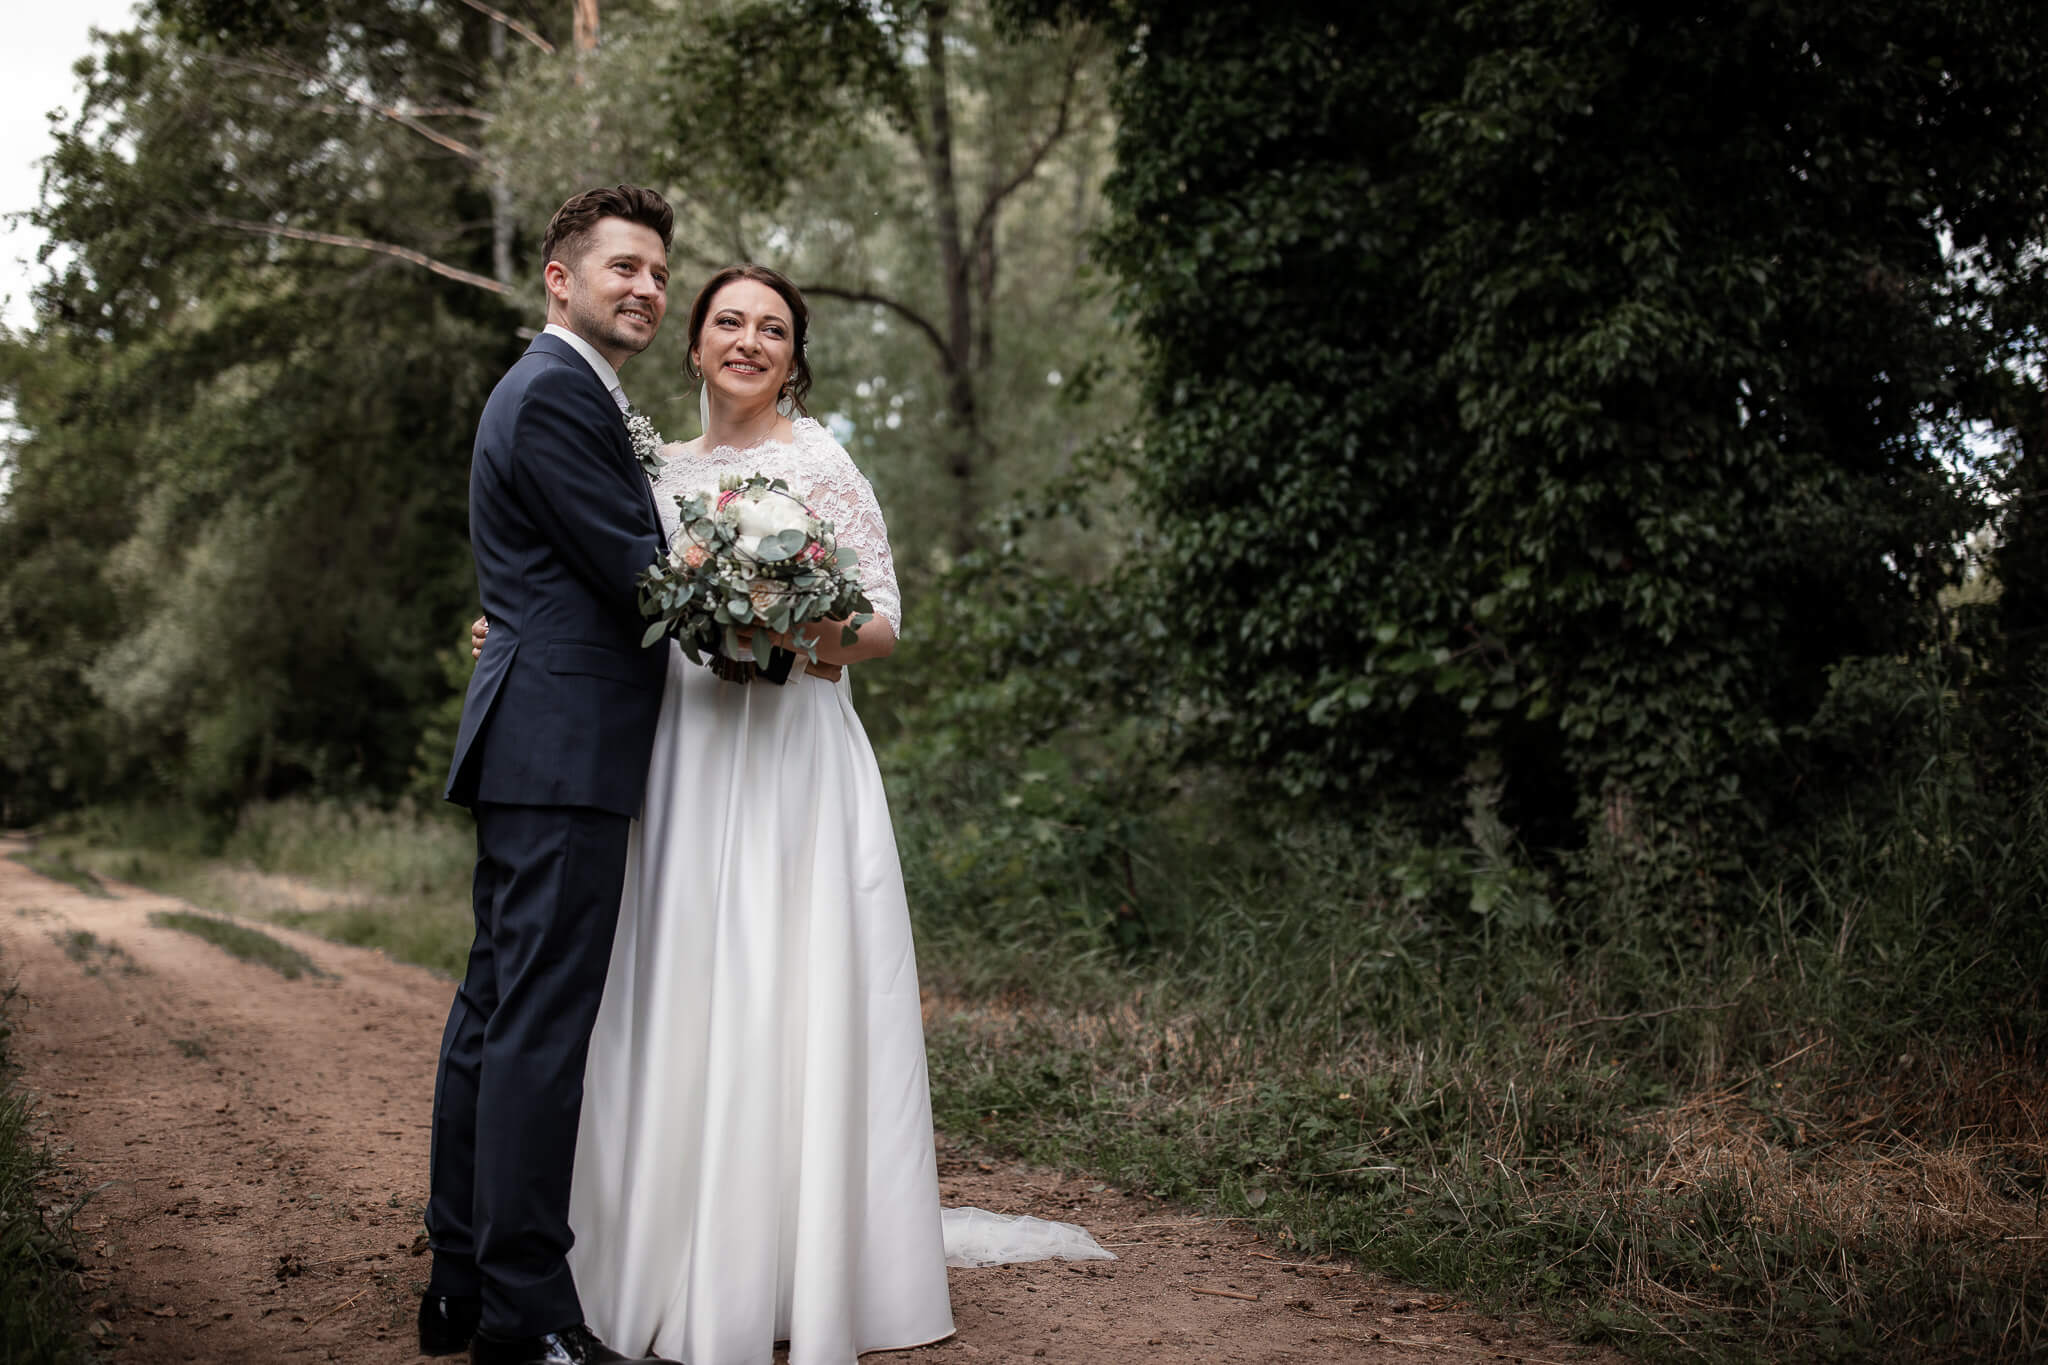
left=37, top=800, right=473, bottom=977
left=0, top=971, right=88, bottom=1364
left=148, top=912, right=327, bottom=980
left=263, top=905, right=471, bottom=979
left=889, top=750, right=2048, bottom=1363
left=923, top=1001, right=2044, bottom=1363
left=7, top=850, right=109, bottom=899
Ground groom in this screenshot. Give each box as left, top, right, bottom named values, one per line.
left=425, top=185, right=679, bottom=1365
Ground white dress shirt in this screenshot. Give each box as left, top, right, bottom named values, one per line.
left=542, top=322, right=631, bottom=414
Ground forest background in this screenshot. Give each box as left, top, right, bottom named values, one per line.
left=3, top=1, right=2047, bottom=1360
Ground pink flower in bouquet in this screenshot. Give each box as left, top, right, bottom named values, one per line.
left=682, top=543, right=709, bottom=570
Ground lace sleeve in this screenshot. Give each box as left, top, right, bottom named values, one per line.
left=798, top=423, right=901, bottom=634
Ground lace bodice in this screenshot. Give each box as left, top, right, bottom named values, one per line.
left=650, top=417, right=901, bottom=634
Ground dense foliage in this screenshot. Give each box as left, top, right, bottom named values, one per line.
left=1032, top=0, right=2048, bottom=882
left=0, top=6, right=519, bottom=820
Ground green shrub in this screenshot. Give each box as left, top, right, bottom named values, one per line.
left=221, top=796, right=471, bottom=898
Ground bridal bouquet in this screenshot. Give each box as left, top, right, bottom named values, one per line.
left=638, top=474, right=874, bottom=672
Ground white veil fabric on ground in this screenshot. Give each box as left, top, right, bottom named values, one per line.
left=941, top=1207, right=1117, bottom=1269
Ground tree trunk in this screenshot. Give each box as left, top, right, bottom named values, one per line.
left=2001, top=392, right=2048, bottom=681
left=972, top=200, right=996, bottom=374
left=572, top=0, right=602, bottom=182
left=489, top=22, right=515, bottom=286
left=921, top=1, right=985, bottom=553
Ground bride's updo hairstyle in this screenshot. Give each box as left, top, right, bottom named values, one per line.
left=686, top=264, right=813, bottom=416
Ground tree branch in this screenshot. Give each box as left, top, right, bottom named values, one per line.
left=451, top=0, right=557, bottom=54
left=203, top=52, right=484, bottom=162
left=920, top=2, right=970, bottom=370
left=260, top=50, right=483, bottom=162
left=797, top=284, right=948, bottom=361
left=402, top=104, right=494, bottom=121
left=970, top=42, right=1083, bottom=251
left=201, top=217, right=510, bottom=294
left=671, top=199, right=756, bottom=273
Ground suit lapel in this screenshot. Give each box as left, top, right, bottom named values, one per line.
left=634, top=444, right=662, bottom=529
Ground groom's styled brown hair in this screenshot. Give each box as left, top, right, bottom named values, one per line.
left=541, top=185, right=674, bottom=271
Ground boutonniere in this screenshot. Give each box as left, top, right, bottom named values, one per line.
left=624, top=407, right=666, bottom=480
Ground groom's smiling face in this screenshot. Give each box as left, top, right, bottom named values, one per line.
left=546, top=216, right=670, bottom=369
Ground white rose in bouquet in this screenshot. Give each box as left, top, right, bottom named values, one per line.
left=732, top=489, right=815, bottom=559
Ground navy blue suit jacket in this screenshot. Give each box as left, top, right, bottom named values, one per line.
left=444, top=333, right=668, bottom=817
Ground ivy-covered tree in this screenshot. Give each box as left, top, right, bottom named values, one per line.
left=1026, top=0, right=2048, bottom=876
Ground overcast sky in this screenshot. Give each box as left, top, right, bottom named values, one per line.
left=3, top=1, right=146, bottom=330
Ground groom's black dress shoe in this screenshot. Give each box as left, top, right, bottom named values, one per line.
left=419, top=1292, right=481, bottom=1356
left=468, top=1323, right=678, bottom=1365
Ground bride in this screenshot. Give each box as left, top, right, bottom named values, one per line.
left=564, top=264, right=954, bottom=1364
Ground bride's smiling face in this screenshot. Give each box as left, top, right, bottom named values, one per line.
left=693, top=280, right=797, bottom=407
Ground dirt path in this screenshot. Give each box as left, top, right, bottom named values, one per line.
left=0, top=837, right=1608, bottom=1364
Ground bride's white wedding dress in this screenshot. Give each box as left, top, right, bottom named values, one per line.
left=567, top=418, right=953, bottom=1364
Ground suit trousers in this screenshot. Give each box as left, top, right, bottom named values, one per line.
left=426, top=801, right=631, bottom=1337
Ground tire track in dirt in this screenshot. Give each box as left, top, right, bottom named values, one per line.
left=0, top=838, right=1610, bottom=1364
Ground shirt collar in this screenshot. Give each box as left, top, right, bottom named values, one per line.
left=542, top=323, right=628, bottom=409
